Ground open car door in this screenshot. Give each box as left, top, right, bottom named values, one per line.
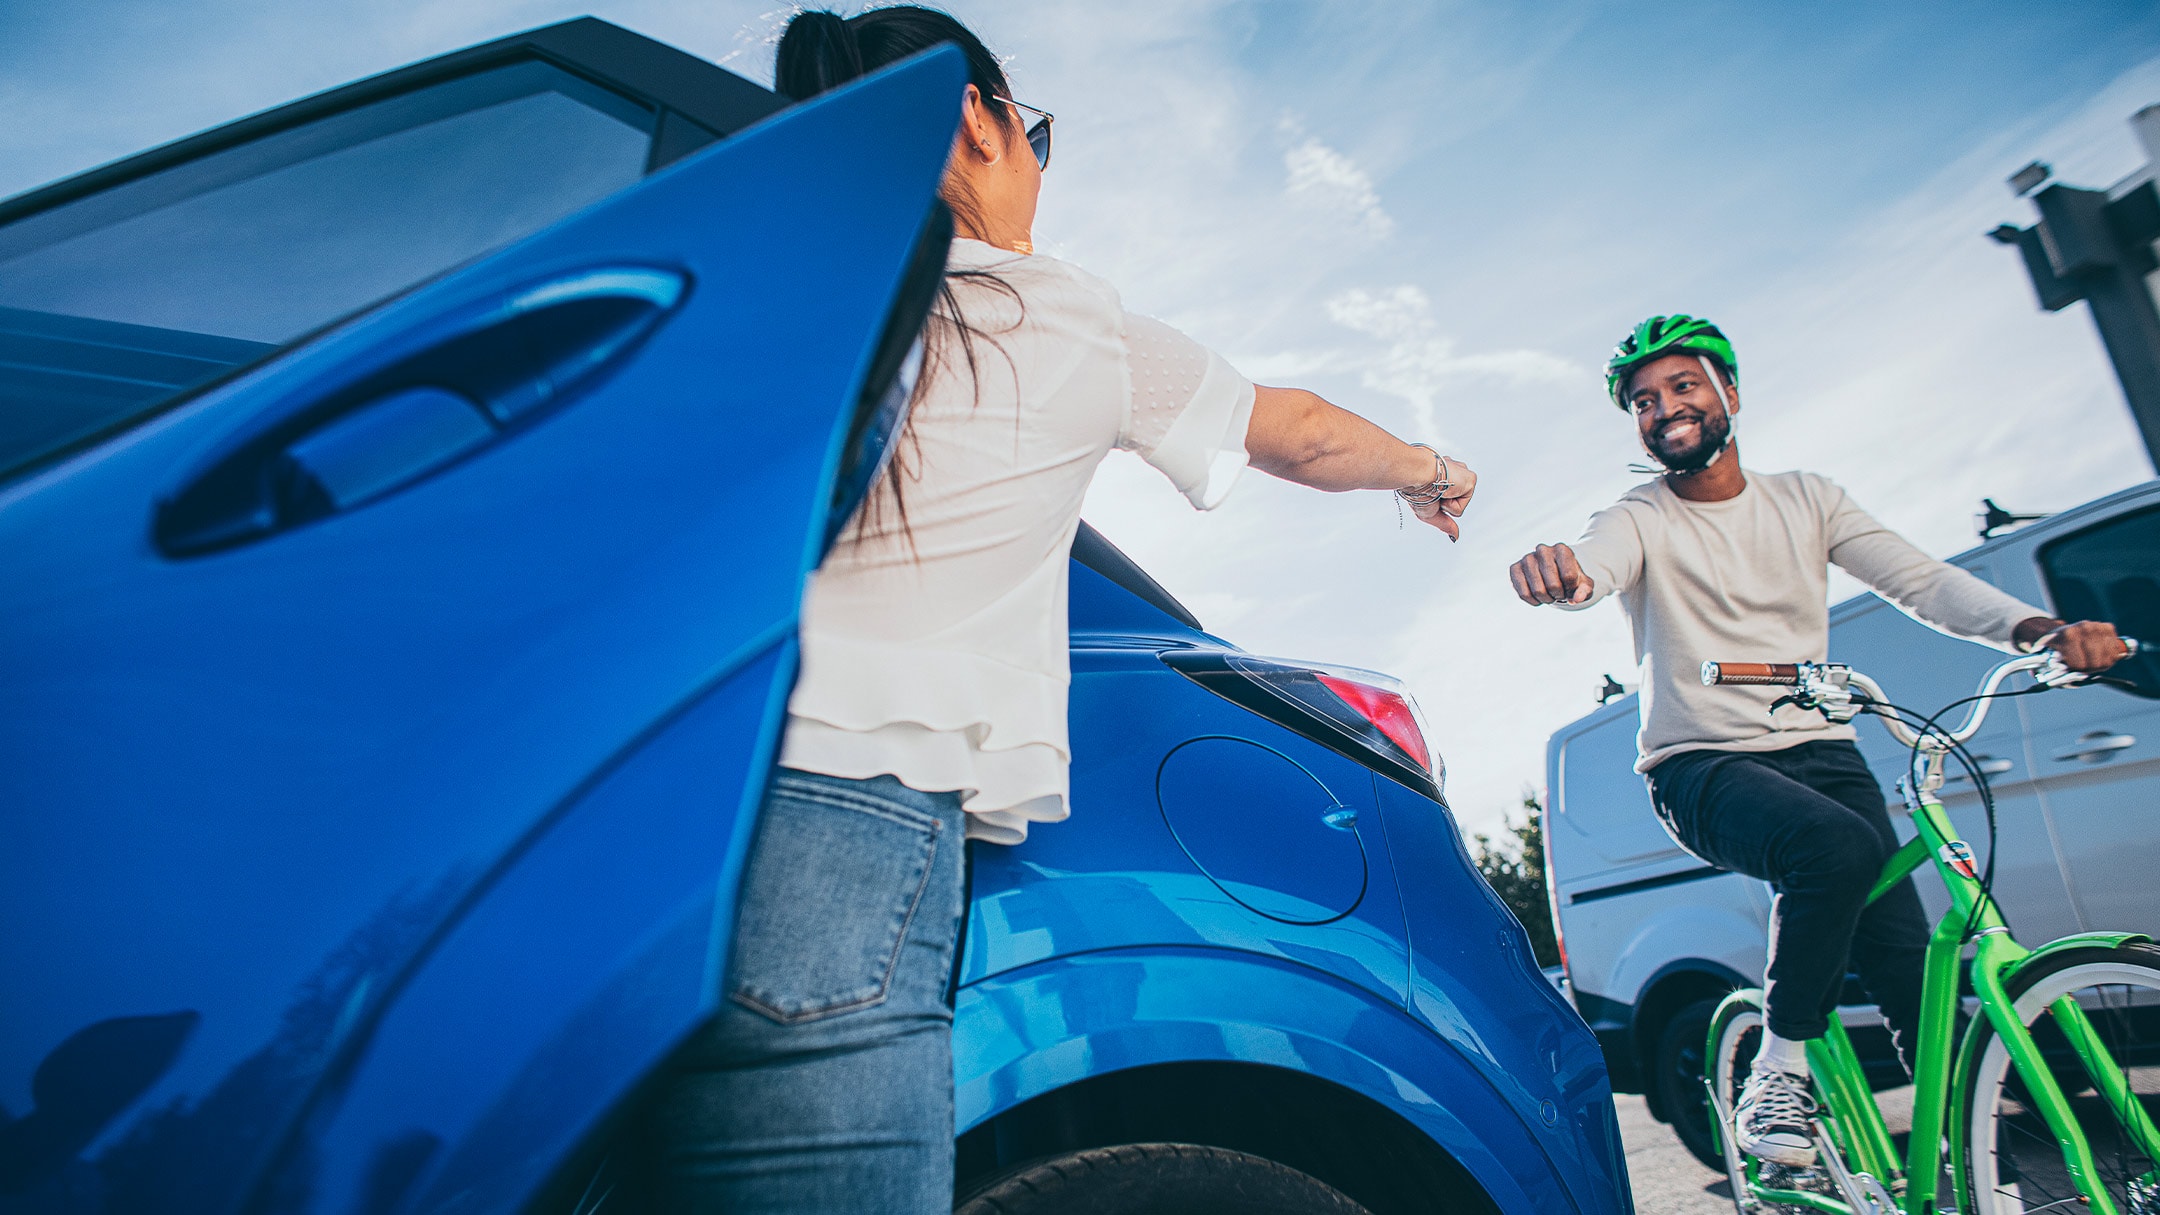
left=0, top=23, right=961, bottom=1213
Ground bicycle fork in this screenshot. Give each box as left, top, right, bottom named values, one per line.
left=1906, top=788, right=2160, bottom=1215
left=1959, top=929, right=2160, bottom=1215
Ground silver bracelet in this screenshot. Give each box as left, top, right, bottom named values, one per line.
left=1397, top=444, right=1452, bottom=504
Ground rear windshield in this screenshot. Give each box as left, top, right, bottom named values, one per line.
left=0, top=60, right=654, bottom=483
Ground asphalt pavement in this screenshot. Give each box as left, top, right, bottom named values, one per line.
left=1613, top=1094, right=1732, bottom=1215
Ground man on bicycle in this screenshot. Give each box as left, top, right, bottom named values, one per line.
left=1507, top=314, right=2130, bottom=1167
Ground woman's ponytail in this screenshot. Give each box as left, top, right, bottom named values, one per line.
left=775, top=11, right=866, bottom=100
left=776, top=7, right=1015, bottom=113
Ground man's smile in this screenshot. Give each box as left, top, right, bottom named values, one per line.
left=1657, top=416, right=1704, bottom=444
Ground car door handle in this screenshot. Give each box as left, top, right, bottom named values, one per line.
left=1945, top=756, right=2015, bottom=784
left=156, top=267, right=685, bottom=557
left=2053, top=732, right=2137, bottom=763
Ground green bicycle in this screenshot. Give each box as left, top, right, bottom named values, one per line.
left=1700, top=641, right=2156, bottom=1215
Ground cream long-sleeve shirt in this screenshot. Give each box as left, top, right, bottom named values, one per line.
left=1563, top=470, right=2048, bottom=771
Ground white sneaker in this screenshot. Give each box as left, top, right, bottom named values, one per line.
left=1734, top=1064, right=1818, bottom=1167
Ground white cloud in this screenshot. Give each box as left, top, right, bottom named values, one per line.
left=1283, top=132, right=1395, bottom=238
left=1321, top=285, right=1581, bottom=438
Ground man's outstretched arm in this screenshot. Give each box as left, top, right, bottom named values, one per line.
left=1510, top=504, right=1645, bottom=608
left=1825, top=485, right=2127, bottom=673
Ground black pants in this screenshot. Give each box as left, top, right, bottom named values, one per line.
left=1648, top=740, right=1928, bottom=1071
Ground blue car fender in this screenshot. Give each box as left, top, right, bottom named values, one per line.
left=954, top=946, right=1569, bottom=1215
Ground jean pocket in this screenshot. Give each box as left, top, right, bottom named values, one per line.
left=727, top=776, right=946, bottom=1025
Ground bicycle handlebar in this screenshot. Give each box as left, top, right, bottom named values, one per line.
left=1701, top=637, right=2142, bottom=751
left=1700, top=662, right=1799, bottom=686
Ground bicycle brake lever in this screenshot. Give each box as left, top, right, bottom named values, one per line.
left=2034, top=655, right=2087, bottom=689
left=1769, top=694, right=1800, bottom=715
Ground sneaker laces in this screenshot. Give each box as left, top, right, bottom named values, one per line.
left=1744, top=1067, right=1817, bottom=1129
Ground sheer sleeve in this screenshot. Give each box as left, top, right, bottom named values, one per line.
left=1117, top=313, right=1255, bottom=510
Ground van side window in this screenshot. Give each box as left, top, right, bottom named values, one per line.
left=2038, top=504, right=2160, bottom=699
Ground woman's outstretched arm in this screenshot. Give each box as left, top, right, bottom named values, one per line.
left=1244, top=386, right=1477, bottom=538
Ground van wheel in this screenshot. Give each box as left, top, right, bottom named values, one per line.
left=954, top=1143, right=1369, bottom=1215
left=1654, top=998, right=1725, bottom=1172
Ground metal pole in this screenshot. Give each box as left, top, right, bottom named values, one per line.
left=1992, top=108, right=2160, bottom=475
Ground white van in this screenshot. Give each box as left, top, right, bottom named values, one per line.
left=1544, top=479, right=2160, bottom=1168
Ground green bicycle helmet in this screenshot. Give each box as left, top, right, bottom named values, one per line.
left=1605, top=314, right=1737, bottom=410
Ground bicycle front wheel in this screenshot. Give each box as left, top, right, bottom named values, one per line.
left=1959, top=942, right=2160, bottom=1215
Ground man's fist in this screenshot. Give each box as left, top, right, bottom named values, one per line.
left=2015, top=617, right=2133, bottom=674
left=1510, top=543, right=1595, bottom=606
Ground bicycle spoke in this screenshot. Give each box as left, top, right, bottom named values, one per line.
left=1971, top=961, right=2160, bottom=1215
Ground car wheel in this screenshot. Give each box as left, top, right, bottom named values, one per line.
left=954, top=1142, right=1369, bottom=1215
left=1654, top=997, right=1725, bottom=1172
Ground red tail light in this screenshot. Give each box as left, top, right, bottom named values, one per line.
left=1161, top=651, right=1444, bottom=801
left=1314, top=673, right=1432, bottom=773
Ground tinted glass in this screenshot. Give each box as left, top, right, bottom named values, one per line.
left=0, top=60, right=653, bottom=482
left=2039, top=504, right=2160, bottom=699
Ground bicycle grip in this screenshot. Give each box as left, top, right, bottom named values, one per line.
left=1701, top=661, right=1799, bottom=686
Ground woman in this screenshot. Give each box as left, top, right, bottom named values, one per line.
left=644, top=8, right=1477, bottom=1212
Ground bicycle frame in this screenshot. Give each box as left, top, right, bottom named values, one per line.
left=1712, top=649, right=2160, bottom=1215
left=1719, top=773, right=2160, bottom=1210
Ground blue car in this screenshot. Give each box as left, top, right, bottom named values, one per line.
left=0, top=22, right=1626, bottom=1215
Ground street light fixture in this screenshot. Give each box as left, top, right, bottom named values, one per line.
left=1990, top=111, right=2160, bottom=472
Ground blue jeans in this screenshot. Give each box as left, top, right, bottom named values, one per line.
left=648, top=769, right=968, bottom=1214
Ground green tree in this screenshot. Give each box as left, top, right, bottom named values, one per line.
left=1473, top=788, right=1560, bottom=968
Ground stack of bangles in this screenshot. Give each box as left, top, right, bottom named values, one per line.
left=1396, top=442, right=1454, bottom=512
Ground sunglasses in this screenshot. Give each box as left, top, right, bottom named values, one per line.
left=995, top=96, right=1054, bottom=170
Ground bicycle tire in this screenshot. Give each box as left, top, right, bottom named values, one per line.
left=1956, top=942, right=2160, bottom=1215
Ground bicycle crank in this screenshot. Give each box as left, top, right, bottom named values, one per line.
left=1811, top=1120, right=1898, bottom=1215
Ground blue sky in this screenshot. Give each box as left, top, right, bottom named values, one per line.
left=5, top=0, right=2159, bottom=834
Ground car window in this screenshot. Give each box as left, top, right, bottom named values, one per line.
left=0, top=60, right=654, bottom=483
left=2038, top=503, right=2160, bottom=699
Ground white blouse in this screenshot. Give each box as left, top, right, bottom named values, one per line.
left=778, top=238, right=1255, bottom=844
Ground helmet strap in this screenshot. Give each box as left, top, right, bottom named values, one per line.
left=1694, top=355, right=1735, bottom=470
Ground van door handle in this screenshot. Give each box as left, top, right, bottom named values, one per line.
left=2053, top=732, right=2137, bottom=763
left=156, top=266, right=686, bottom=557
left=1945, top=756, right=2014, bottom=784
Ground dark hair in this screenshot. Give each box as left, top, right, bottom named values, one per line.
left=776, top=6, right=1026, bottom=547
left=776, top=6, right=1017, bottom=125
left=778, top=7, right=1021, bottom=242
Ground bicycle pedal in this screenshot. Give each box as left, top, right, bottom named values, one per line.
left=1755, top=1162, right=1824, bottom=1188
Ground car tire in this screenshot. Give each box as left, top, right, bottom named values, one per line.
left=1653, top=997, right=1724, bottom=1172
left=954, top=1142, right=1369, bottom=1215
